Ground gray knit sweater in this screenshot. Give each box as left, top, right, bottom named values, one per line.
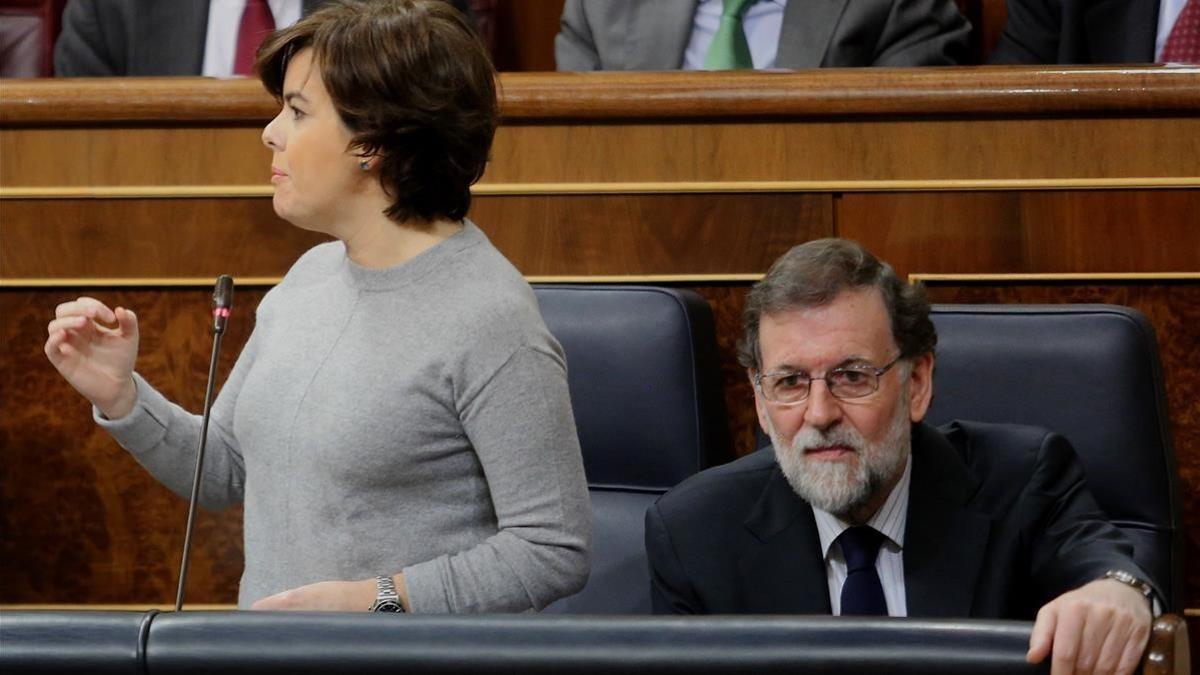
left=97, top=222, right=591, bottom=612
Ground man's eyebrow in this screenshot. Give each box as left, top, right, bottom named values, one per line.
left=766, top=355, right=874, bottom=373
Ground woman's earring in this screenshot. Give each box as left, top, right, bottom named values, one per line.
left=359, top=160, right=370, bottom=171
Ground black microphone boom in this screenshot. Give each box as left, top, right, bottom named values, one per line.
left=175, top=274, right=235, bottom=611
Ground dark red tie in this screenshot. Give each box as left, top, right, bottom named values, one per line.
left=1161, top=0, right=1200, bottom=63
left=234, top=0, right=276, bottom=75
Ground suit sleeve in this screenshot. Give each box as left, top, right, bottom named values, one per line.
left=555, top=0, right=601, bottom=71
left=872, top=0, right=971, bottom=66
left=1025, top=432, right=1163, bottom=606
left=988, top=0, right=1062, bottom=64
left=645, top=501, right=702, bottom=614
left=54, top=0, right=125, bottom=76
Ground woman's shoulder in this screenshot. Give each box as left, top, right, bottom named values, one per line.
left=282, top=241, right=345, bottom=284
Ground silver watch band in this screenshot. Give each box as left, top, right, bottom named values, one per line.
left=1103, top=569, right=1154, bottom=599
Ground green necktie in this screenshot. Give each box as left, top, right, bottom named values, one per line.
left=703, top=0, right=758, bottom=70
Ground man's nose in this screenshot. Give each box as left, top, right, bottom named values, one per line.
left=802, top=379, right=842, bottom=431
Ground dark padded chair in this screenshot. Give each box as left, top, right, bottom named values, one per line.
left=0, top=610, right=155, bottom=674
left=925, top=304, right=1183, bottom=611
left=147, top=612, right=1045, bottom=674
left=532, top=285, right=733, bottom=613
left=2, top=610, right=1189, bottom=673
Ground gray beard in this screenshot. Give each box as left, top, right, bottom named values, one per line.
left=767, top=390, right=912, bottom=520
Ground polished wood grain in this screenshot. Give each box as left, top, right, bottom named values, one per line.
left=7, top=118, right=1197, bottom=190
left=4, top=68, right=1199, bottom=126
left=838, top=191, right=1200, bottom=278
left=0, top=289, right=256, bottom=604
left=0, top=194, right=830, bottom=279
left=0, top=198, right=329, bottom=279
left=488, top=0, right=564, bottom=72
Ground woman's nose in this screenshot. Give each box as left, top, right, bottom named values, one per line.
left=262, top=111, right=284, bottom=151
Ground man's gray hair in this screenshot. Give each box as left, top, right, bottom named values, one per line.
left=737, top=238, right=937, bottom=371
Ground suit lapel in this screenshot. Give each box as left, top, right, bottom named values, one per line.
left=903, top=423, right=992, bottom=618
left=775, top=0, right=849, bottom=68
left=135, top=0, right=209, bottom=75
left=634, top=0, right=699, bottom=70
left=1085, top=0, right=1159, bottom=63
left=738, top=465, right=832, bottom=614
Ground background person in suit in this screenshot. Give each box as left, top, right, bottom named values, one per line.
left=646, top=238, right=1157, bottom=675
left=990, top=0, right=1198, bottom=64
left=54, top=0, right=471, bottom=76
left=555, top=0, right=970, bottom=71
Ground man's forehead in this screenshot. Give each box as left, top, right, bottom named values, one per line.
left=758, top=287, right=896, bottom=365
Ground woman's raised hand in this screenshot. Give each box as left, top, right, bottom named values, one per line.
left=45, top=297, right=140, bottom=420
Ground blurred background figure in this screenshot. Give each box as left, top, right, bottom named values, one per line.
left=555, top=0, right=971, bottom=71
left=53, top=0, right=471, bottom=76
left=1, top=0, right=64, bottom=76
left=990, top=0, right=1199, bottom=64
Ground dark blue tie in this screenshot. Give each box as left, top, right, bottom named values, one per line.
left=838, top=526, right=888, bottom=616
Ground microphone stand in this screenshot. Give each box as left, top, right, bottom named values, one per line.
left=175, top=275, right=233, bottom=611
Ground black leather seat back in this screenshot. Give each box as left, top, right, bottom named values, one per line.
left=928, top=304, right=1181, bottom=610
left=142, top=611, right=1044, bottom=674
left=0, top=610, right=153, bottom=674
left=533, top=285, right=732, bottom=613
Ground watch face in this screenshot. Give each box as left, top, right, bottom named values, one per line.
left=371, top=600, right=404, bottom=613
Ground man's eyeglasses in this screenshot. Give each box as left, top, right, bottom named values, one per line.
left=753, top=354, right=903, bottom=404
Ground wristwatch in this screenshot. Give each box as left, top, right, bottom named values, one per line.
left=1103, top=569, right=1155, bottom=602
left=368, top=575, right=405, bottom=612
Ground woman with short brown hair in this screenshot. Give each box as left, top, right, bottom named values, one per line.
left=45, top=0, right=591, bottom=613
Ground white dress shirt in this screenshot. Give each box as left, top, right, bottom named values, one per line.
left=1156, top=0, right=1191, bottom=61
left=812, top=455, right=912, bottom=616
left=202, top=0, right=303, bottom=77
left=683, top=0, right=788, bottom=70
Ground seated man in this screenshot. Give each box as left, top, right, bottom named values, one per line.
left=646, top=239, right=1157, bottom=674
left=555, top=0, right=970, bottom=71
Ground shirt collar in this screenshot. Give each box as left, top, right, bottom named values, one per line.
left=812, top=453, right=912, bottom=560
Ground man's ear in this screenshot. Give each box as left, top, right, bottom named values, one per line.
left=907, top=352, right=935, bottom=423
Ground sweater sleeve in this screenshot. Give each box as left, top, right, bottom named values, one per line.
left=402, top=344, right=592, bottom=612
left=94, top=331, right=258, bottom=510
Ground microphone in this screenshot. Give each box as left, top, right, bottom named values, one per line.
left=175, top=275, right=235, bottom=611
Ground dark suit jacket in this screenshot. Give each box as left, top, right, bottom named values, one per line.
left=646, top=420, right=1154, bottom=617
left=989, top=0, right=1161, bottom=64
left=555, top=0, right=970, bottom=70
left=54, top=0, right=328, bottom=76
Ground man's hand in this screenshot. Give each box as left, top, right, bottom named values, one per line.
left=1027, top=578, right=1152, bottom=675
left=251, top=574, right=408, bottom=612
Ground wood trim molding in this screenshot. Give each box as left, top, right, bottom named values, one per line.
left=910, top=272, right=1200, bottom=283
left=3, top=67, right=1199, bottom=126
left=0, top=604, right=236, bottom=611
left=0, top=274, right=764, bottom=288
left=4, top=178, right=1199, bottom=200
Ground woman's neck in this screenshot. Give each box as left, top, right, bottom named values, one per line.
left=341, top=212, right=463, bottom=269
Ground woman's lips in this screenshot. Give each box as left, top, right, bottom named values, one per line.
left=270, top=168, right=287, bottom=183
